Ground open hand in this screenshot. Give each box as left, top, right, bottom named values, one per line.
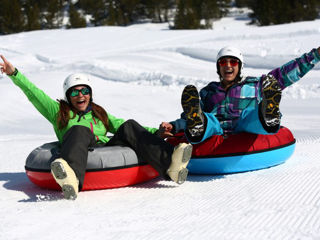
left=0, top=55, right=15, bottom=75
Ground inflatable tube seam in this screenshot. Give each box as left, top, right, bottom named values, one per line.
left=25, top=162, right=149, bottom=173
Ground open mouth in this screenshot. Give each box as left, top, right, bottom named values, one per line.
left=76, top=100, right=86, bottom=106
left=224, top=69, right=234, bottom=76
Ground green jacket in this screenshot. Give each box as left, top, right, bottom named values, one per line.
left=9, top=71, right=157, bottom=143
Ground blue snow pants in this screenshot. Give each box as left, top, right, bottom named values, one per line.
left=188, top=106, right=280, bottom=144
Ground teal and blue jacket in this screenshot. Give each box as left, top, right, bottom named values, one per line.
left=171, top=48, right=320, bottom=135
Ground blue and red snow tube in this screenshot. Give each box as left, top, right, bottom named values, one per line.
left=167, top=126, right=295, bottom=174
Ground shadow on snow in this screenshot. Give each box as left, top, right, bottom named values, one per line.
left=0, top=172, right=223, bottom=202
left=0, top=172, right=62, bottom=202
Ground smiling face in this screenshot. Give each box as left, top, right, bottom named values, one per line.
left=69, top=85, right=91, bottom=112
left=218, top=57, right=240, bottom=87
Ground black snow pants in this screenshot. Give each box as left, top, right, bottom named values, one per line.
left=60, top=119, right=174, bottom=190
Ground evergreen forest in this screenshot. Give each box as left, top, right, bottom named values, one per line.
left=0, top=0, right=319, bottom=35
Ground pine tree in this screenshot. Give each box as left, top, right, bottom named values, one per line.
left=249, top=0, right=274, bottom=25
left=121, top=0, right=141, bottom=24
left=0, top=0, right=25, bottom=34
left=173, top=0, right=200, bottom=29
left=68, top=4, right=87, bottom=28
left=249, top=0, right=319, bottom=26
left=201, top=0, right=222, bottom=28
left=173, top=0, right=229, bottom=29
left=105, top=0, right=142, bottom=26
left=80, top=0, right=107, bottom=26
left=44, top=0, right=64, bottom=29
left=106, top=0, right=127, bottom=26
left=293, top=0, right=318, bottom=21
left=24, top=0, right=41, bottom=31
left=142, top=0, right=174, bottom=23
left=235, top=0, right=252, bottom=8
left=106, top=1, right=118, bottom=25
left=0, top=0, right=4, bottom=33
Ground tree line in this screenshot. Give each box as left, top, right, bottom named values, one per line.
left=0, top=0, right=319, bottom=35
left=0, top=0, right=231, bottom=34
left=236, top=0, right=320, bottom=26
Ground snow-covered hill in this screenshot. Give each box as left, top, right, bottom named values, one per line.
left=1, top=15, right=320, bottom=240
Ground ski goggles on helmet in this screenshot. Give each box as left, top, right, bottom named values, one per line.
left=70, top=87, right=90, bottom=97
left=218, top=58, right=239, bottom=67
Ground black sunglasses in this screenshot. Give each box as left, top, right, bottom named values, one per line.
left=70, top=87, right=90, bottom=97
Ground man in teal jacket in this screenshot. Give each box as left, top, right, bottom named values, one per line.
left=0, top=55, right=193, bottom=200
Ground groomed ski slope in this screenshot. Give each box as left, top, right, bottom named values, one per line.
left=1, top=11, right=320, bottom=240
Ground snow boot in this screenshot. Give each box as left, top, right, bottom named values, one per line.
left=167, top=143, right=193, bottom=184
left=51, top=158, right=79, bottom=200
left=261, top=75, right=282, bottom=127
left=181, top=85, right=205, bottom=137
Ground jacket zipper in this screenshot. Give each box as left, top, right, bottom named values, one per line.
left=90, top=118, right=99, bottom=141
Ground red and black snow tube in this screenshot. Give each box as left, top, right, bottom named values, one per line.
left=25, top=143, right=159, bottom=191
left=167, top=126, right=296, bottom=174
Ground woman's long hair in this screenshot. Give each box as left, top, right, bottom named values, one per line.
left=57, top=100, right=109, bottom=131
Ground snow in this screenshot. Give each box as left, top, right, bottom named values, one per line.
left=1, top=14, right=320, bottom=239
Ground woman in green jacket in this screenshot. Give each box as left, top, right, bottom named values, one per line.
left=0, top=55, right=192, bottom=200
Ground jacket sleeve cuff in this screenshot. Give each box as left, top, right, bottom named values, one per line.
left=7, top=68, right=18, bottom=77
left=314, top=48, right=320, bottom=61
left=8, top=70, right=25, bottom=88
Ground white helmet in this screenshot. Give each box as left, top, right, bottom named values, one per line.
left=63, top=73, right=92, bottom=102
left=216, top=46, right=244, bottom=77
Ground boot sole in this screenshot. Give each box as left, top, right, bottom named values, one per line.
left=62, top=184, right=77, bottom=200
left=51, top=161, right=67, bottom=180
left=168, top=144, right=193, bottom=184
left=262, top=77, right=282, bottom=125
left=51, top=161, right=78, bottom=200
left=177, top=144, right=193, bottom=184
left=177, top=168, right=189, bottom=184
left=181, top=85, right=203, bottom=129
left=182, top=144, right=193, bottom=163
